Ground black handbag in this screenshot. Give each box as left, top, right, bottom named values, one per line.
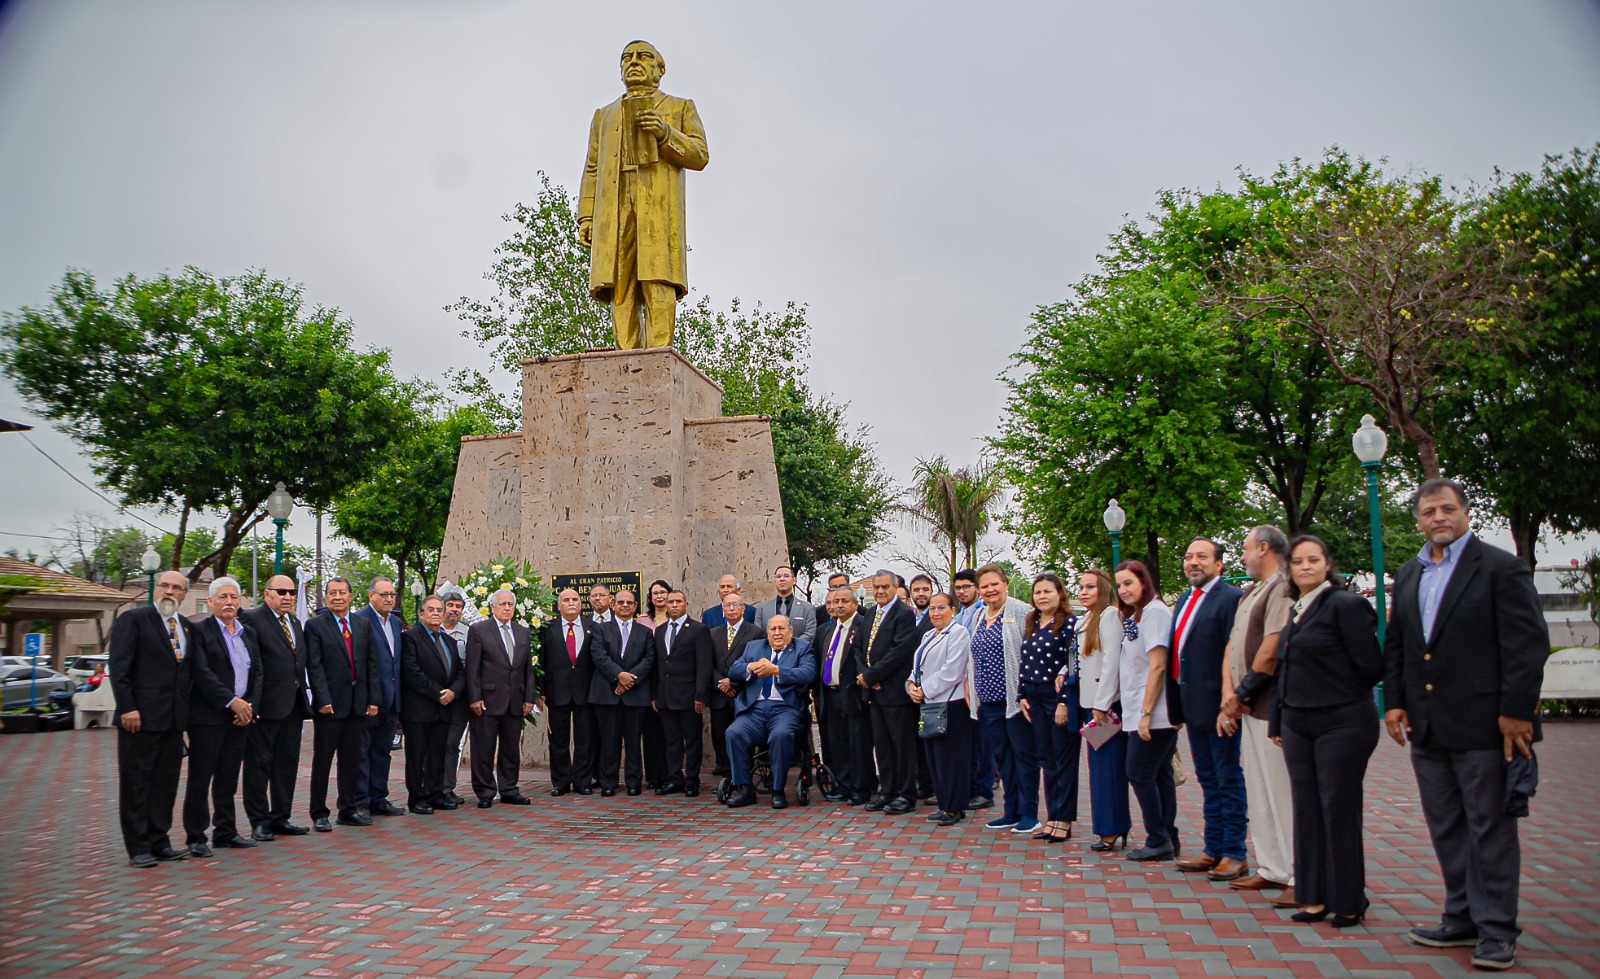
left=919, top=702, right=949, bottom=738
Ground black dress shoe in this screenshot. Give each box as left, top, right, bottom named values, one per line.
left=1125, top=843, right=1175, bottom=862
left=500, top=794, right=532, bottom=805
left=684, top=786, right=700, bottom=798
left=884, top=796, right=915, bottom=815
left=601, top=788, right=616, bottom=797
left=573, top=787, right=594, bottom=796
left=476, top=799, right=494, bottom=809
left=272, top=821, right=311, bottom=836
left=336, top=812, right=373, bottom=827
left=821, top=791, right=846, bottom=802
left=550, top=787, right=569, bottom=797
left=771, top=791, right=789, bottom=809
left=934, top=810, right=966, bottom=827
left=966, top=795, right=994, bottom=810
left=129, top=853, right=157, bottom=868
left=863, top=795, right=889, bottom=812
left=154, top=846, right=188, bottom=861
left=252, top=825, right=275, bottom=842
left=848, top=794, right=871, bottom=806
left=447, top=793, right=465, bottom=805
left=726, top=785, right=758, bottom=808
left=655, top=782, right=683, bottom=796
left=218, top=835, right=257, bottom=849
left=408, top=803, right=435, bottom=815
left=312, top=817, right=333, bottom=832
left=431, top=798, right=459, bottom=811
left=187, top=842, right=213, bottom=858
left=627, top=787, right=642, bottom=796
left=369, top=801, right=407, bottom=816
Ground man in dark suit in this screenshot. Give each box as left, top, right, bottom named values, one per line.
left=701, top=574, right=758, bottom=630
left=110, top=570, right=197, bottom=867
left=909, top=574, right=938, bottom=635
left=1385, top=479, right=1549, bottom=972
left=652, top=589, right=712, bottom=796
left=304, top=577, right=380, bottom=832
left=242, top=574, right=311, bottom=841
left=539, top=588, right=598, bottom=796
left=1169, top=537, right=1247, bottom=881
left=589, top=588, right=656, bottom=795
left=857, top=570, right=922, bottom=815
left=724, top=614, right=818, bottom=809
left=815, top=585, right=874, bottom=804
left=708, top=593, right=764, bottom=786
left=399, top=595, right=465, bottom=813
left=352, top=576, right=406, bottom=818
left=439, top=589, right=472, bottom=805
left=815, top=572, right=850, bottom=633
left=465, top=588, right=536, bottom=807
left=183, top=576, right=261, bottom=857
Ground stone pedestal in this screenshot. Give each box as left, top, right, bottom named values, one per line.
left=441, top=346, right=787, bottom=620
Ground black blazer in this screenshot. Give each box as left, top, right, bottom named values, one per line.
left=242, top=605, right=309, bottom=722
left=1384, top=536, right=1550, bottom=751
left=651, top=617, right=713, bottom=710
left=538, top=616, right=598, bottom=707
left=465, top=617, right=536, bottom=716
left=108, top=605, right=196, bottom=732
left=1171, top=580, right=1243, bottom=726
left=857, top=601, right=920, bottom=706
left=1268, top=588, right=1382, bottom=737
left=814, top=613, right=871, bottom=712
left=589, top=617, right=656, bottom=706
left=709, top=619, right=764, bottom=709
left=399, top=623, right=465, bottom=723
left=305, top=611, right=379, bottom=719
left=188, top=617, right=264, bottom=727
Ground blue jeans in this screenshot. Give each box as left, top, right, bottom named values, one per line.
left=970, top=702, right=1005, bottom=802
left=1187, top=720, right=1248, bottom=860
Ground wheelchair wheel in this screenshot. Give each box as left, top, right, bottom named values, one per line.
left=797, top=781, right=810, bottom=806
left=715, top=776, right=732, bottom=804
left=815, top=764, right=837, bottom=799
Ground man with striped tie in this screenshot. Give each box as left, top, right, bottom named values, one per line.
left=465, top=589, right=537, bottom=807
left=304, top=578, right=380, bottom=832
left=109, top=570, right=196, bottom=868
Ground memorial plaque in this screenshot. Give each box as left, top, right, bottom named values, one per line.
left=1540, top=647, right=1600, bottom=700
left=549, top=570, right=643, bottom=614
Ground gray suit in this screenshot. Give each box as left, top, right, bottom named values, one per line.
left=754, top=595, right=817, bottom=644
left=465, top=617, right=535, bottom=802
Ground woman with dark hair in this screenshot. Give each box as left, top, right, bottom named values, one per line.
left=640, top=579, right=672, bottom=630
left=1065, top=567, right=1132, bottom=850
left=907, top=591, right=973, bottom=826
left=1114, top=559, right=1179, bottom=862
left=1270, top=535, right=1382, bottom=928
left=1017, top=573, right=1079, bottom=843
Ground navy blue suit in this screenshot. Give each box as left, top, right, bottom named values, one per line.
left=352, top=604, right=405, bottom=809
left=701, top=603, right=757, bottom=630
left=725, top=637, right=816, bottom=792
left=1170, top=579, right=1245, bottom=862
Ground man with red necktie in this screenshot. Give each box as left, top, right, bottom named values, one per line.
left=304, top=577, right=380, bottom=833
left=539, top=588, right=598, bottom=796
left=1169, top=538, right=1247, bottom=881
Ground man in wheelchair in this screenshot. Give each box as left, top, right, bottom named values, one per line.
left=723, top=614, right=817, bottom=809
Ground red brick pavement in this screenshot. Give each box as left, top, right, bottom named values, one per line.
left=0, top=721, right=1595, bottom=978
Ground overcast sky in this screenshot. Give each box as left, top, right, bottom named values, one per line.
left=2, top=0, right=1598, bottom=574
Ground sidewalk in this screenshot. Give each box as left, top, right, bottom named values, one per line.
left=0, top=721, right=1595, bottom=977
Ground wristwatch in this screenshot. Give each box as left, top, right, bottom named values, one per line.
left=1140, top=709, right=1152, bottom=717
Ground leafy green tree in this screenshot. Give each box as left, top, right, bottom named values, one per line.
left=1, top=268, right=421, bottom=582
left=1434, top=145, right=1600, bottom=567
left=995, top=271, right=1247, bottom=591
left=332, top=405, right=495, bottom=597
left=332, top=547, right=398, bottom=599
left=449, top=176, right=891, bottom=575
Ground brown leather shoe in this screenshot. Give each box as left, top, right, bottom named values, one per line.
left=1175, top=854, right=1218, bottom=873
left=1270, top=887, right=1299, bottom=909
left=1229, top=872, right=1284, bottom=891
left=1207, top=857, right=1249, bottom=881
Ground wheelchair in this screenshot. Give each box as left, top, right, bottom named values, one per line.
left=715, top=703, right=837, bottom=805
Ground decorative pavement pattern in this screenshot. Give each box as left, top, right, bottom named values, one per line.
left=1, top=722, right=1596, bottom=978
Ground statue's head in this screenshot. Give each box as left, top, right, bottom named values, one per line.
left=620, top=40, right=665, bottom=90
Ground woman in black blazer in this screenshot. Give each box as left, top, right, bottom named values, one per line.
left=1270, top=535, right=1384, bottom=928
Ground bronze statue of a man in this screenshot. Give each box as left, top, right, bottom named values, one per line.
left=578, top=40, right=709, bottom=350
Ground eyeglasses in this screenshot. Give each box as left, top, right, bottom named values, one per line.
left=266, top=588, right=296, bottom=595
left=373, top=592, right=396, bottom=599
left=615, top=599, right=637, bottom=606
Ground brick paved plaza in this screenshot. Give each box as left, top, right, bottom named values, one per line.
left=1, top=721, right=1596, bottom=978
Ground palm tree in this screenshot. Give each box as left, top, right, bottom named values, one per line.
left=905, top=456, right=1007, bottom=583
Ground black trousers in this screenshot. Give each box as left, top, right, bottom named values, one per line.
left=441, top=698, right=472, bottom=794
left=403, top=719, right=448, bottom=806
left=926, top=700, right=975, bottom=814
left=310, top=713, right=370, bottom=820
left=244, top=716, right=303, bottom=830
left=117, top=727, right=184, bottom=857
left=546, top=702, right=596, bottom=791
left=1281, top=700, right=1379, bottom=917
left=1410, top=740, right=1524, bottom=943
left=470, top=710, right=523, bottom=801
left=1126, top=727, right=1179, bottom=849
left=184, top=722, right=248, bottom=845
left=870, top=701, right=919, bottom=800
left=658, top=706, right=704, bottom=788
left=642, top=708, right=667, bottom=787
left=594, top=703, right=646, bottom=790
left=819, top=686, right=875, bottom=799
left=709, top=704, right=736, bottom=779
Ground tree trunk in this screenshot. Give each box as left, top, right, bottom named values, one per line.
left=171, top=504, right=190, bottom=573
left=1144, top=530, right=1161, bottom=593
left=1508, top=510, right=1541, bottom=571
left=1393, top=405, right=1442, bottom=479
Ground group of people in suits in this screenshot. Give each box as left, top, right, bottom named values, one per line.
left=108, top=479, right=1547, bottom=970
